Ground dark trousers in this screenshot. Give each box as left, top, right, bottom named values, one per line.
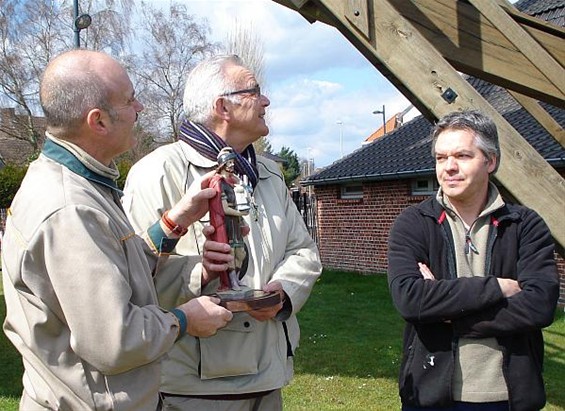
left=402, top=401, right=509, bottom=411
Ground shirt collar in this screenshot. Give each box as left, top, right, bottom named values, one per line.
left=42, top=135, right=122, bottom=194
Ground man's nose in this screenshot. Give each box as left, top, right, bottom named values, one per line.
left=445, top=156, right=457, bottom=169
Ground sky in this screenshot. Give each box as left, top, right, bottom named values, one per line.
left=173, top=0, right=417, bottom=168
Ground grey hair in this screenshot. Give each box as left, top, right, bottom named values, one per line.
left=430, top=110, right=501, bottom=173
left=40, top=50, right=115, bottom=136
left=183, top=54, right=251, bottom=124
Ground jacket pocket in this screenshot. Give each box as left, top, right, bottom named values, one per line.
left=399, top=325, right=454, bottom=407
left=199, top=313, right=258, bottom=379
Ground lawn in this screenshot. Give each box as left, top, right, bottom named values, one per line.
left=0, top=270, right=563, bottom=410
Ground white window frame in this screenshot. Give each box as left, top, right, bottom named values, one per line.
left=411, top=177, right=438, bottom=196
left=340, top=184, right=364, bottom=199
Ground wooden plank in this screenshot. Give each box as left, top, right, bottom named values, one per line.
left=467, top=0, right=565, bottom=94
left=345, top=0, right=370, bottom=39
left=508, top=91, right=565, bottom=148
left=272, top=0, right=565, bottom=250
left=386, top=0, right=565, bottom=107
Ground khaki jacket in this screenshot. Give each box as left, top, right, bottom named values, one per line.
left=2, top=140, right=191, bottom=410
left=123, top=141, right=322, bottom=395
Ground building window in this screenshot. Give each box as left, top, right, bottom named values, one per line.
left=340, top=184, right=363, bottom=199
left=411, top=178, right=438, bottom=196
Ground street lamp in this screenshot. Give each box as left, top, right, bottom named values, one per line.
left=73, top=0, right=92, bottom=48
left=306, top=147, right=313, bottom=197
left=372, top=105, right=386, bottom=134
left=336, top=120, right=343, bottom=158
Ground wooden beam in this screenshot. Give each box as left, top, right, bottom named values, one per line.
left=274, top=0, right=565, bottom=106
left=508, top=91, right=565, bottom=148
left=387, top=0, right=565, bottom=107
left=271, top=0, right=565, bottom=250
left=467, top=0, right=565, bottom=95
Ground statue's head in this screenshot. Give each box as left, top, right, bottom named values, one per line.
left=217, top=147, right=238, bottom=169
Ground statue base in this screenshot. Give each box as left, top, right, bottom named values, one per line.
left=215, top=287, right=282, bottom=312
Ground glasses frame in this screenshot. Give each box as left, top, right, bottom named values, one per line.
left=221, top=85, right=261, bottom=98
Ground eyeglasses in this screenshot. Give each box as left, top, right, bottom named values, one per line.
left=221, top=85, right=261, bottom=98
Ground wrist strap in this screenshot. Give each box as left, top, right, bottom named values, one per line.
left=170, top=308, right=188, bottom=339
left=162, top=210, right=188, bottom=236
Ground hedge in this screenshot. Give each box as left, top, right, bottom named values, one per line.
left=0, top=164, right=28, bottom=209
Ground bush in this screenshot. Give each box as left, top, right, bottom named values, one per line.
left=0, top=164, right=28, bottom=208
left=115, top=159, right=133, bottom=190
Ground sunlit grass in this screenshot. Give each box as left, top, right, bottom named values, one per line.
left=0, top=269, right=563, bottom=410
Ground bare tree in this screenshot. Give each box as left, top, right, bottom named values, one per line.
left=0, top=0, right=133, bottom=154
left=223, top=20, right=271, bottom=155
left=0, top=0, right=218, bottom=161
left=132, top=1, right=218, bottom=142
left=0, top=0, right=68, bottom=150
left=224, top=20, right=265, bottom=84
left=77, top=0, right=135, bottom=53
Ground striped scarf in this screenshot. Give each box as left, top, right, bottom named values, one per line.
left=177, top=119, right=258, bottom=188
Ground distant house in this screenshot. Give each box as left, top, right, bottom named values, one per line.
left=304, top=0, right=565, bottom=309
left=0, top=108, right=45, bottom=165
left=260, top=151, right=287, bottom=169
left=305, top=74, right=565, bottom=303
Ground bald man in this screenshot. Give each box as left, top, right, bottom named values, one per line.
left=1, top=49, right=233, bottom=411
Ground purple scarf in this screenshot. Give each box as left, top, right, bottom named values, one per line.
left=177, top=119, right=258, bottom=188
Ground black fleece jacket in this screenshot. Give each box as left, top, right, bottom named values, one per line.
left=387, top=197, right=559, bottom=410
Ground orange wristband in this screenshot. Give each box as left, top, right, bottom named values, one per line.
left=162, top=210, right=188, bottom=236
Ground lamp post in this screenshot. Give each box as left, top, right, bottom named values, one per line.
left=372, top=105, right=386, bottom=134
left=336, top=120, right=343, bottom=158
left=306, top=147, right=313, bottom=197
left=73, top=0, right=92, bottom=48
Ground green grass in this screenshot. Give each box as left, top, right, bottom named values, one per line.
left=0, top=269, right=563, bottom=410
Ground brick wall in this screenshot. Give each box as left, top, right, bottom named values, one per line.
left=315, top=180, right=565, bottom=306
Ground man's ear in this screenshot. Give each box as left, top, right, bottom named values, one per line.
left=487, top=155, right=497, bottom=173
left=214, top=97, right=230, bottom=120
left=86, top=108, right=109, bottom=134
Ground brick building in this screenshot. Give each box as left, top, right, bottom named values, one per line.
left=0, top=107, right=45, bottom=166
left=305, top=72, right=565, bottom=305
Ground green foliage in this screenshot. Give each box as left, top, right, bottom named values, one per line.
left=278, top=146, right=301, bottom=187
left=0, top=164, right=27, bottom=208
left=115, top=158, right=133, bottom=190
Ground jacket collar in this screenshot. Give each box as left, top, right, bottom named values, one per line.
left=42, top=137, right=122, bottom=194
left=178, top=141, right=277, bottom=181
left=417, top=190, right=520, bottom=225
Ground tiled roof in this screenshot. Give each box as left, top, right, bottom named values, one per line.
left=306, top=0, right=565, bottom=186
left=515, top=0, right=565, bottom=26
left=260, top=151, right=288, bottom=164
left=306, top=77, right=565, bottom=185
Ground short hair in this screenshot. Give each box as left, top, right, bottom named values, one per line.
left=183, top=54, right=251, bottom=124
left=430, top=110, right=501, bottom=173
left=40, top=50, right=115, bottom=136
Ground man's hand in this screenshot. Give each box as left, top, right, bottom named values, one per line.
left=418, top=262, right=436, bottom=280
left=201, top=225, right=233, bottom=286
left=497, top=278, right=522, bottom=298
left=247, top=281, right=285, bottom=322
left=167, top=171, right=217, bottom=229
left=177, top=296, right=233, bottom=337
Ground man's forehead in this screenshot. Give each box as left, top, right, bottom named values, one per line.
left=226, top=64, right=256, bottom=84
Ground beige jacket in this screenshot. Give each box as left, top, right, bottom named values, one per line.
left=2, top=138, right=195, bottom=410
left=123, top=141, right=322, bottom=395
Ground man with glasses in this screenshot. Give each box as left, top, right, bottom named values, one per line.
left=123, top=54, right=322, bottom=411
left=2, top=49, right=234, bottom=410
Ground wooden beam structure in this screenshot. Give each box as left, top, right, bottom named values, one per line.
left=272, top=0, right=565, bottom=252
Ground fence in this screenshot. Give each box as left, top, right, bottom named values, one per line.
left=291, top=191, right=318, bottom=245
left=0, top=208, right=5, bottom=251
